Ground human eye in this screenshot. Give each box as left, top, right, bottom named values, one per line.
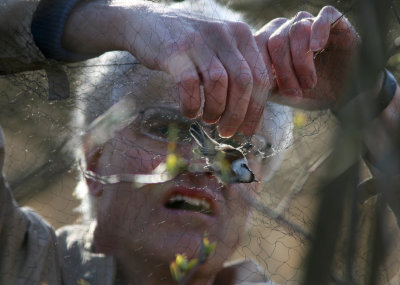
left=142, top=118, right=191, bottom=143
left=140, top=108, right=193, bottom=143
left=146, top=120, right=170, bottom=139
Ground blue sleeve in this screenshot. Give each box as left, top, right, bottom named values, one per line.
left=31, top=0, right=96, bottom=62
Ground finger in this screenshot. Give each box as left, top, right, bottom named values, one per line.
left=238, top=96, right=266, bottom=136
left=166, top=54, right=202, bottom=118
left=239, top=33, right=278, bottom=136
left=289, top=18, right=317, bottom=90
left=238, top=71, right=270, bottom=136
left=268, top=23, right=301, bottom=97
left=254, top=17, right=289, bottom=105
left=310, top=6, right=344, bottom=51
left=268, top=11, right=313, bottom=97
left=232, top=23, right=271, bottom=136
left=255, top=17, right=290, bottom=36
left=255, top=17, right=289, bottom=74
left=216, top=48, right=253, bottom=137
left=191, top=51, right=228, bottom=124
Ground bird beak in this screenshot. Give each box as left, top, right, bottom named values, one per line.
left=251, top=171, right=259, bottom=183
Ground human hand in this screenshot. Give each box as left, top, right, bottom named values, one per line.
left=255, top=6, right=359, bottom=110
left=63, top=1, right=273, bottom=137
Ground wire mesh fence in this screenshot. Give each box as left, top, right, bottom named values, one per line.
left=1, top=0, right=400, bottom=284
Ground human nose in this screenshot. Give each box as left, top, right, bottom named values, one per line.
left=177, top=172, right=218, bottom=188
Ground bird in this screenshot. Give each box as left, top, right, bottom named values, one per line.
left=189, top=122, right=258, bottom=184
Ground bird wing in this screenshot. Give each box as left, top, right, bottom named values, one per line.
left=189, top=122, right=218, bottom=157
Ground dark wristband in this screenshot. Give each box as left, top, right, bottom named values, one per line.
left=32, top=0, right=94, bottom=62
left=362, top=70, right=398, bottom=172
left=332, top=69, right=397, bottom=119
left=377, top=68, right=397, bottom=112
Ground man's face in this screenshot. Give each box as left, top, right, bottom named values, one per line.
left=87, top=70, right=271, bottom=274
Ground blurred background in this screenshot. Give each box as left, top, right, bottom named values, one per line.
left=2, top=0, right=400, bottom=284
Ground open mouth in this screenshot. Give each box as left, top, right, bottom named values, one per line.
left=165, top=193, right=214, bottom=216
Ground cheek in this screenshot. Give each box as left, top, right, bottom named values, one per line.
left=98, top=183, right=159, bottom=236
left=215, top=187, right=253, bottom=254
left=224, top=184, right=255, bottom=222
left=221, top=184, right=257, bottom=244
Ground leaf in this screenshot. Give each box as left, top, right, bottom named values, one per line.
left=186, top=258, right=199, bottom=271
left=77, top=279, right=90, bottom=285
left=170, top=262, right=184, bottom=283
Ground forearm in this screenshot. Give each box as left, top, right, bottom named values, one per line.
left=62, top=1, right=125, bottom=56
left=32, top=0, right=147, bottom=62
left=62, top=0, right=152, bottom=59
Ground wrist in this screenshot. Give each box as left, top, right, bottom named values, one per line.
left=62, top=1, right=128, bottom=56
left=363, top=70, right=400, bottom=173
left=332, top=69, right=398, bottom=119
left=32, top=0, right=87, bottom=61
left=376, top=69, right=397, bottom=112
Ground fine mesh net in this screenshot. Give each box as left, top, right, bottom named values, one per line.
left=1, top=0, right=400, bottom=284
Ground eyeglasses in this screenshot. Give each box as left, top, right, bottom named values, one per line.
left=82, top=105, right=274, bottom=186
left=139, top=106, right=272, bottom=158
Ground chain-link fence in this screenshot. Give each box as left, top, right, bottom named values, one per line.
left=1, top=0, right=400, bottom=284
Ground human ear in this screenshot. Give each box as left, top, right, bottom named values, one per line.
left=83, top=135, right=104, bottom=197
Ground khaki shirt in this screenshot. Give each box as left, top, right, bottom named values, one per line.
left=1, top=184, right=272, bottom=284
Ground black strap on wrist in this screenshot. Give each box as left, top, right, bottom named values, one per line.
left=332, top=68, right=397, bottom=119
left=377, top=68, right=397, bottom=112
left=362, top=69, right=398, bottom=172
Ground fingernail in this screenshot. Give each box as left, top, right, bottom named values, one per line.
left=217, top=125, right=234, bottom=138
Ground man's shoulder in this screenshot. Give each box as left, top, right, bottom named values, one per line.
left=56, top=222, right=94, bottom=252
left=56, top=222, right=116, bottom=285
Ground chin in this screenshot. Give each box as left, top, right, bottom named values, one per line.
left=129, top=221, right=238, bottom=270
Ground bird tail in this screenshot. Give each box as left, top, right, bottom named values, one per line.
left=189, top=122, right=217, bottom=156
left=189, top=122, right=206, bottom=146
